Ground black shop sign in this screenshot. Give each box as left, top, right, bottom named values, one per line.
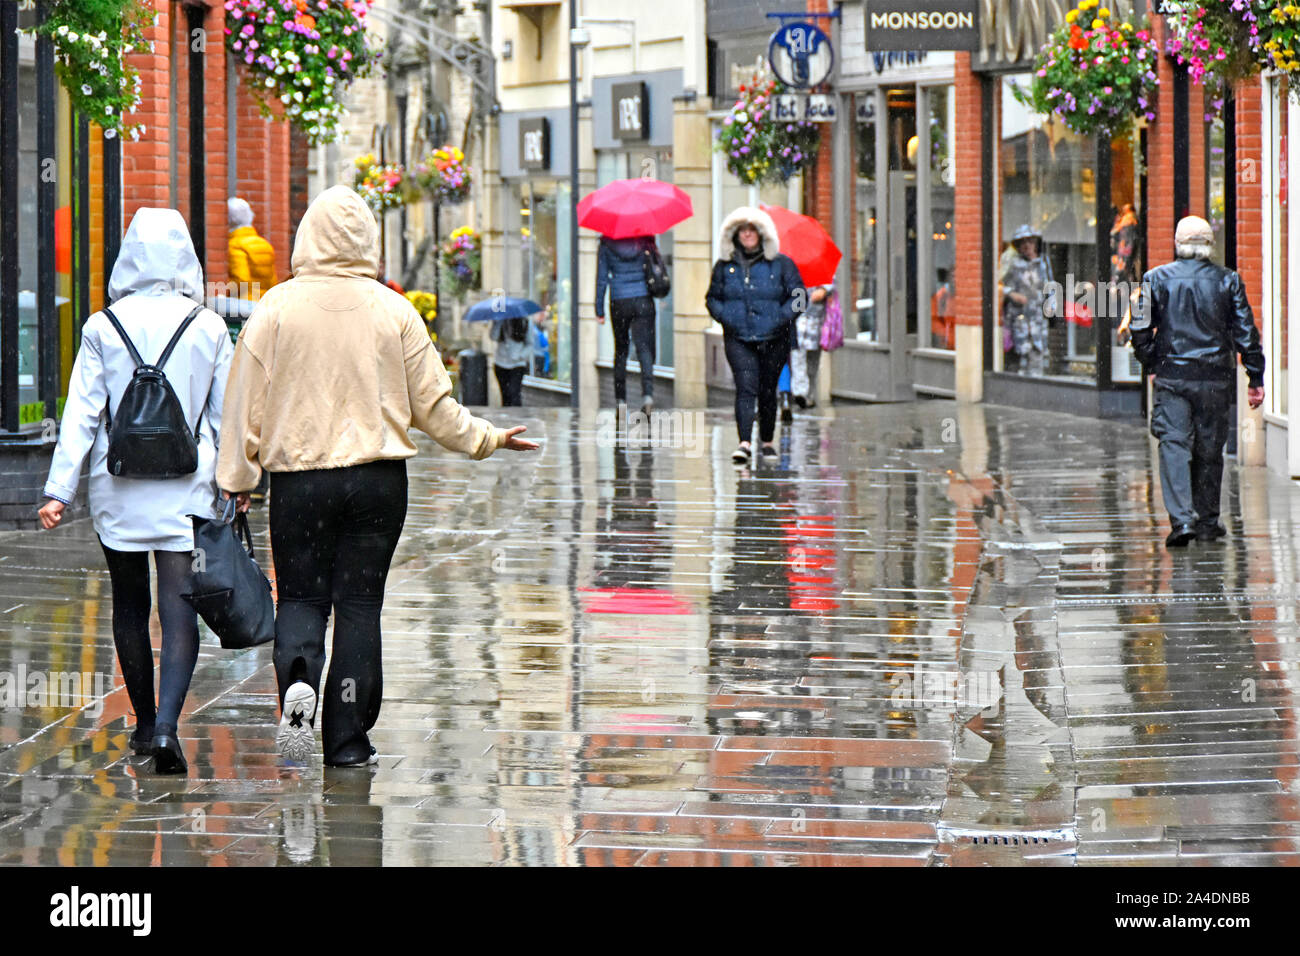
left=612, top=82, right=648, bottom=141
left=520, top=117, right=551, bottom=171
left=864, top=0, right=980, bottom=51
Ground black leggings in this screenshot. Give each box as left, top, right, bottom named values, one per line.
left=724, top=333, right=789, bottom=444
left=99, top=542, right=200, bottom=736
left=269, top=459, right=407, bottom=765
left=610, top=296, right=656, bottom=402
left=494, top=364, right=525, bottom=406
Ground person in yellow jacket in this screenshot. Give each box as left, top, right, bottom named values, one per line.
left=227, top=197, right=277, bottom=299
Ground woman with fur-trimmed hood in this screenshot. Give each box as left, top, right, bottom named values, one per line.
left=706, top=206, right=805, bottom=463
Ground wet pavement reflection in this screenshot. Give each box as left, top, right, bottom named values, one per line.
left=2, top=402, right=1298, bottom=865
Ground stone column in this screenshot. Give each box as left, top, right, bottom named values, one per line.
left=672, top=95, right=714, bottom=409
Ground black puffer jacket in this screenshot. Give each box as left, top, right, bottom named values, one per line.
left=1131, top=257, right=1265, bottom=387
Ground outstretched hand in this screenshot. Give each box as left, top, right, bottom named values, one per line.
left=501, top=425, right=539, bottom=451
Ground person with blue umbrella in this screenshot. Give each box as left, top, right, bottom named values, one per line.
left=466, top=297, right=543, bottom=406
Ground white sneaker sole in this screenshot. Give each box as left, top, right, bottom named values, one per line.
left=277, top=682, right=317, bottom=762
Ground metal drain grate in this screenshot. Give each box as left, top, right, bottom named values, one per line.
left=938, top=826, right=1074, bottom=846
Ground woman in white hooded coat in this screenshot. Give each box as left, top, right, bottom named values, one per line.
left=38, top=208, right=234, bottom=775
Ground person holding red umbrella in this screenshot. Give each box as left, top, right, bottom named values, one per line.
left=706, top=206, right=805, bottom=464
left=582, top=178, right=692, bottom=415
left=595, top=232, right=660, bottom=414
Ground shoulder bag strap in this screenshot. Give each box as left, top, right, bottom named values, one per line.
left=101, top=307, right=146, bottom=369
left=155, top=305, right=204, bottom=370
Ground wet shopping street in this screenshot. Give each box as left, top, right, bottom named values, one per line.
left=1, top=402, right=1299, bottom=866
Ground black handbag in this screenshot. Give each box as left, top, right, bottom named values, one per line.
left=642, top=241, right=671, bottom=299
left=182, top=498, right=275, bottom=649
left=102, top=305, right=204, bottom=479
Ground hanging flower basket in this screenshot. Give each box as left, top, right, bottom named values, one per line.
left=1164, top=0, right=1263, bottom=116
left=440, top=226, right=482, bottom=300
left=25, top=0, right=155, bottom=141
left=1259, top=4, right=1300, bottom=88
left=715, top=75, right=820, bottom=186
left=224, top=0, right=382, bottom=147
left=414, top=146, right=472, bottom=205
left=1021, top=0, right=1161, bottom=138
left=352, top=154, right=407, bottom=213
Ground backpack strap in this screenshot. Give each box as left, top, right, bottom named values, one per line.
left=101, top=307, right=146, bottom=369
left=155, top=305, right=204, bottom=370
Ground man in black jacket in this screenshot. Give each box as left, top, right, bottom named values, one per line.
left=1131, top=216, right=1265, bottom=548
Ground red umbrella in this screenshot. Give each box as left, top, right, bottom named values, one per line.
left=578, top=178, right=693, bottom=239
left=760, top=204, right=842, bottom=286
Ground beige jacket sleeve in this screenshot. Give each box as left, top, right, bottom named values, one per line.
left=216, top=328, right=270, bottom=492
left=403, top=313, right=505, bottom=460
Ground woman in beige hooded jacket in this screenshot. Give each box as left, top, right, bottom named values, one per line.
left=218, top=186, right=536, bottom=767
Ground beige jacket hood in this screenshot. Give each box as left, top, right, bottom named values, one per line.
left=217, top=186, right=506, bottom=492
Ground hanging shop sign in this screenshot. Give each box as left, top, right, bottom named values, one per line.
left=864, top=0, right=980, bottom=52
left=775, top=93, right=839, bottom=123
left=520, top=117, right=551, bottom=171
left=768, top=21, right=835, bottom=89
left=611, top=82, right=648, bottom=141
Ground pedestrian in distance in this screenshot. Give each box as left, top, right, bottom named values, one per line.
left=227, top=197, right=278, bottom=301
left=216, top=186, right=538, bottom=768
left=706, top=206, right=806, bottom=464
left=1130, top=215, right=1265, bottom=548
left=38, top=208, right=235, bottom=776
left=492, top=314, right=531, bottom=406
left=1001, top=223, right=1053, bottom=375
left=792, top=283, right=834, bottom=409
left=595, top=233, right=660, bottom=415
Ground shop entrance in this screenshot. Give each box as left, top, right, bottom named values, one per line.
left=840, top=83, right=956, bottom=402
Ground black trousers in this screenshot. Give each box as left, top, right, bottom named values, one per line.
left=494, top=364, right=525, bottom=406
left=724, top=333, right=788, bottom=444
left=269, top=459, right=407, bottom=765
left=1150, top=378, right=1232, bottom=529
left=610, top=296, right=656, bottom=403
left=99, top=543, right=200, bottom=737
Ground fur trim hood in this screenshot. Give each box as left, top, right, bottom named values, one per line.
left=719, top=206, right=780, bottom=260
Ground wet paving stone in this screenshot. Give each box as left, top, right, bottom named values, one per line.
left=1, top=402, right=1298, bottom=865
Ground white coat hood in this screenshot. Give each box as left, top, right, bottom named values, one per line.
left=719, top=206, right=780, bottom=261
left=108, top=207, right=205, bottom=303
left=291, top=185, right=380, bottom=279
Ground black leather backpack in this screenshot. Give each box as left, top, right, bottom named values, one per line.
left=102, top=305, right=204, bottom=479
left=642, top=240, right=671, bottom=299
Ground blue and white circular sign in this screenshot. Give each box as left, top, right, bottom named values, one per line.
left=768, top=22, right=834, bottom=89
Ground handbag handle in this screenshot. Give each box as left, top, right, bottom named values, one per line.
left=218, top=496, right=256, bottom=559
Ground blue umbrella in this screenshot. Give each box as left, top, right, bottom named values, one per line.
left=464, top=296, right=543, bottom=323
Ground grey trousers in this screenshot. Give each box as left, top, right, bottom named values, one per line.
left=1150, top=378, right=1233, bottom=529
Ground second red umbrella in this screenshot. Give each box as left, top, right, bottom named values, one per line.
left=578, top=178, right=693, bottom=239
left=760, top=204, right=842, bottom=286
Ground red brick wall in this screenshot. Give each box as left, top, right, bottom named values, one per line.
left=1235, top=76, right=1264, bottom=312
left=122, top=1, right=171, bottom=221
left=1146, top=27, right=1177, bottom=268
left=114, top=0, right=306, bottom=289
left=202, top=1, right=229, bottom=286
left=952, top=53, right=982, bottom=328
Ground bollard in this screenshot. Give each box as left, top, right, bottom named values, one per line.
left=458, top=348, right=488, bottom=406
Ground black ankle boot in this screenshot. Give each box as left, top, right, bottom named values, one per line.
left=779, top=391, right=793, bottom=423
left=151, top=730, right=188, bottom=775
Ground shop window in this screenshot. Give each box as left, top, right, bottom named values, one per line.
left=594, top=150, right=674, bottom=371
left=1206, top=111, right=1228, bottom=266
left=1267, top=75, right=1289, bottom=419
left=853, top=95, right=877, bottom=341
left=999, top=74, right=1099, bottom=381
left=504, top=180, right=571, bottom=383
left=925, top=84, right=955, bottom=351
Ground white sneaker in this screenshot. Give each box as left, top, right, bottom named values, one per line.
left=277, top=682, right=317, bottom=761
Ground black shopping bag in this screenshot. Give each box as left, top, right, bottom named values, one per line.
left=182, top=498, right=275, bottom=649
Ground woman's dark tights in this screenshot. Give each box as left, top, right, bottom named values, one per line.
left=100, top=542, right=201, bottom=736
